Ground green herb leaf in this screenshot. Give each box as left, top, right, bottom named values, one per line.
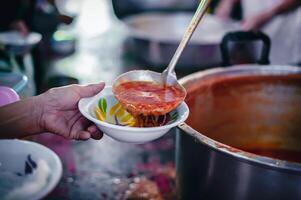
left=171, top=112, right=178, bottom=121
left=98, top=98, right=107, bottom=114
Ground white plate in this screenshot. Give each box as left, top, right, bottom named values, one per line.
left=0, top=31, right=41, bottom=46
left=79, top=86, right=189, bottom=143
left=0, top=139, right=62, bottom=200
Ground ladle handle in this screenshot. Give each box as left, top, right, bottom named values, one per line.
left=165, top=0, right=211, bottom=76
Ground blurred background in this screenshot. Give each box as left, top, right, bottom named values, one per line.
left=1, top=0, right=300, bottom=97
left=0, top=0, right=243, bottom=98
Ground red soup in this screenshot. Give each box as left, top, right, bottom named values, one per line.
left=113, top=81, right=186, bottom=116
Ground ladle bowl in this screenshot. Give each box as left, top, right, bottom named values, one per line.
left=112, top=70, right=187, bottom=116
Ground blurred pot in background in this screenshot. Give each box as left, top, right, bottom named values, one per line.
left=112, top=0, right=199, bottom=18
left=123, top=13, right=240, bottom=71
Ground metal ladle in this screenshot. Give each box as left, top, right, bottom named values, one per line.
left=113, top=0, right=211, bottom=115
left=162, top=0, right=212, bottom=85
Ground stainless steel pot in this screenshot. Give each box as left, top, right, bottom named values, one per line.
left=123, top=13, right=240, bottom=69
left=176, top=65, right=301, bottom=200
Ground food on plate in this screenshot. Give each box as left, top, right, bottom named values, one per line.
left=94, top=98, right=178, bottom=128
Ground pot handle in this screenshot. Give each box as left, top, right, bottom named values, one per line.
left=220, top=31, right=271, bottom=66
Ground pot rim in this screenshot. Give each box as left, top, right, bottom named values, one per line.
left=178, top=64, right=301, bottom=173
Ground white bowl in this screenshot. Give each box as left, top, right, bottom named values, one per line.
left=0, top=31, right=42, bottom=54
left=0, top=31, right=42, bottom=46
left=78, top=86, right=189, bottom=143
left=0, top=139, right=62, bottom=200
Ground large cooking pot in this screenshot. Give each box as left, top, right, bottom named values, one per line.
left=123, top=13, right=240, bottom=69
left=176, top=65, right=301, bottom=200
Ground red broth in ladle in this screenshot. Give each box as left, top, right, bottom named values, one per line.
left=113, top=81, right=186, bottom=117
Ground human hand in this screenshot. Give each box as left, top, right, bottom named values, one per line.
left=11, top=20, right=29, bottom=37
left=241, top=11, right=273, bottom=31
left=37, top=83, right=105, bottom=140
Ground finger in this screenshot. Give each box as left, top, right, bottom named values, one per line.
left=87, top=125, right=103, bottom=140
left=77, top=82, right=105, bottom=98
left=19, top=22, right=29, bottom=36
left=241, top=21, right=251, bottom=31
left=87, top=125, right=98, bottom=133
left=91, top=130, right=103, bottom=140
left=77, top=131, right=91, bottom=140
left=69, top=115, right=91, bottom=139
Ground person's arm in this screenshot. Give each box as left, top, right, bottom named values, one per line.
left=11, top=20, right=29, bottom=36
left=0, top=97, right=42, bottom=138
left=0, top=83, right=105, bottom=140
left=214, top=0, right=240, bottom=20
left=271, top=0, right=301, bottom=16
left=242, top=0, right=301, bottom=30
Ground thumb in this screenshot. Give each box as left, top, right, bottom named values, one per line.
left=77, top=82, right=105, bottom=98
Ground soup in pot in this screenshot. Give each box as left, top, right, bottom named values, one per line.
left=184, top=73, right=301, bottom=163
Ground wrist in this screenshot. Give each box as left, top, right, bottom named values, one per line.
left=32, top=94, right=47, bottom=134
